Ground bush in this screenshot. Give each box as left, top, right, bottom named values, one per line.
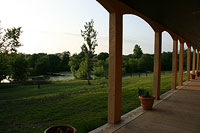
left=93, top=66, right=104, bottom=77
left=77, top=61, right=88, bottom=79
left=138, top=88, right=151, bottom=98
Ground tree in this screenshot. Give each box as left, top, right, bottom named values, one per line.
left=80, top=19, right=98, bottom=85
left=128, top=58, right=138, bottom=77
left=161, top=52, right=172, bottom=71
left=144, top=54, right=154, bottom=72
left=0, top=53, right=11, bottom=81
left=97, top=52, right=109, bottom=61
left=11, top=54, right=29, bottom=82
left=60, top=51, right=70, bottom=71
left=48, top=54, right=61, bottom=73
left=69, top=53, right=84, bottom=79
left=27, top=53, right=47, bottom=75
left=137, top=57, right=144, bottom=77
left=0, top=27, right=22, bottom=53
left=0, top=22, right=23, bottom=82
left=93, top=66, right=104, bottom=77
left=138, top=54, right=154, bottom=76
left=35, top=55, right=50, bottom=75
left=94, top=57, right=109, bottom=78
left=77, top=61, right=88, bottom=79
left=133, top=44, right=143, bottom=59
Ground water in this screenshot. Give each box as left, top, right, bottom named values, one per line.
left=48, top=72, right=74, bottom=81
left=1, top=72, right=74, bottom=83
left=1, top=79, right=10, bottom=83
left=1, top=76, right=13, bottom=83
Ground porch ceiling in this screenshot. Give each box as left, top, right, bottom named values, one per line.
left=120, top=0, right=200, bottom=47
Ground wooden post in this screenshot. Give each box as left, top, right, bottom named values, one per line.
left=153, top=31, right=162, bottom=100
left=172, top=39, right=178, bottom=90
left=192, top=47, right=196, bottom=74
left=108, top=12, right=123, bottom=124
left=196, top=49, right=199, bottom=72
left=186, top=45, right=191, bottom=81
left=179, top=41, right=184, bottom=86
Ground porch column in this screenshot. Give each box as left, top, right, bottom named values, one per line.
left=196, top=49, right=199, bottom=72
left=108, top=12, right=123, bottom=124
left=179, top=41, right=184, bottom=86
left=153, top=31, right=162, bottom=100
left=192, top=47, right=196, bottom=74
left=186, top=44, right=191, bottom=81
left=172, top=39, right=178, bottom=90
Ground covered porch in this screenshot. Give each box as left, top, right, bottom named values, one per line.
left=115, top=79, right=200, bottom=133
left=91, top=0, right=200, bottom=132
left=90, top=79, right=200, bottom=132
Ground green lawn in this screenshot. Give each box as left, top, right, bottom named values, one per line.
left=0, top=72, right=186, bottom=133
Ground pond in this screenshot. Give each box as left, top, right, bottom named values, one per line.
left=48, top=72, right=74, bottom=81
left=1, top=72, right=74, bottom=83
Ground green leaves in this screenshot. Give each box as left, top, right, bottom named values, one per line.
left=0, top=27, right=22, bottom=53
left=11, top=54, right=29, bottom=82
left=138, top=88, right=151, bottom=98
left=133, top=44, right=143, bottom=59
left=0, top=53, right=12, bottom=81
left=79, top=19, right=98, bottom=84
left=0, top=23, right=23, bottom=82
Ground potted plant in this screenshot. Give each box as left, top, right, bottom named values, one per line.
left=138, top=88, right=155, bottom=110
left=44, top=125, right=76, bottom=133
left=196, top=71, right=200, bottom=77
left=191, top=73, right=196, bottom=79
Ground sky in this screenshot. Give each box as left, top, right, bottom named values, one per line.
left=0, top=0, right=179, bottom=55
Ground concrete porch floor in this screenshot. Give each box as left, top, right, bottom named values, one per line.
left=114, top=79, right=200, bottom=133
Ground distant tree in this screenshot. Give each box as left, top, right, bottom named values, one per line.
left=183, top=49, right=187, bottom=70
left=11, top=54, right=29, bottom=82
left=60, top=51, right=70, bottom=71
left=48, top=54, right=61, bottom=73
left=122, top=55, right=129, bottom=75
left=161, top=52, right=172, bottom=71
left=133, top=44, right=143, bottom=59
left=93, top=66, right=104, bottom=77
left=137, top=58, right=144, bottom=77
left=35, top=55, right=50, bottom=75
left=93, top=60, right=106, bottom=77
left=0, top=53, right=11, bottom=81
left=128, top=58, right=138, bottom=77
left=69, top=53, right=84, bottom=79
left=144, top=54, right=154, bottom=72
left=27, top=53, right=47, bottom=69
left=122, top=54, right=135, bottom=76
left=77, top=61, right=88, bottom=79
left=104, top=58, right=109, bottom=78
left=0, top=22, right=23, bottom=82
left=138, top=54, right=154, bottom=76
left=0, top=26, right=22, bottom=53
left=27, top=53, right=47, bottom=75
left=97, top=52, right=109, bottom=61
left=80, top=19, right=98, bottom=85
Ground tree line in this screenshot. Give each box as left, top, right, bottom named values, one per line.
left=0, top=20, right=194, bottom=84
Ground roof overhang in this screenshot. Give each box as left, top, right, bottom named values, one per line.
left=120, top=0, right=200, bottom=48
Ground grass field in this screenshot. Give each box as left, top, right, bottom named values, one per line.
left=0, top=72, right=186, bottom=133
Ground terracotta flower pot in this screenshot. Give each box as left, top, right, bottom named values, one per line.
left=139, top=96, right=155, bottom=110
left=44, top=125, right=76, bottom=133
left=196, top=72, right=200, bottom=77
left=190, top=74, right=196, bottom=79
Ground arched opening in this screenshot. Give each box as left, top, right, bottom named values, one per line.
left=121, top=14, right=157, bottom=114
left=123, top=15, right=154, bottom=55
left=191, top=46, right=197, bottom=74
left=160, top=31, right=173, bottom=93
left=183, top=42, right=188, bottom=81
left=174, top=39, right=188, bottom=86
